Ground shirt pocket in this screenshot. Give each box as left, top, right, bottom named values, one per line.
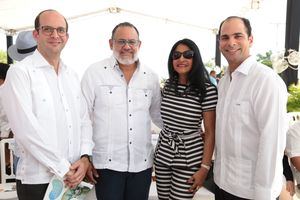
left=227, top=156, right=253, bottom=187
left=232, top=100, right=251, bottom=125
left=133, top=88, right=153, bottom=111
left=94, top=85, right=126, bottom=108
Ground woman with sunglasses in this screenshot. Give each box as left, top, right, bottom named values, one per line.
left=154, top=38, right=217, bottom=199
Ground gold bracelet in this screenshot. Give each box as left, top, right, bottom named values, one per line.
left=201, top=163, right=210, bottom=171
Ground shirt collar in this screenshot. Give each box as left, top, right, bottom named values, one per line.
left=31, top=50, right=67, bottom=71
left=233, top=56, right=255, bottom=76
left=224, top=55, right=256, bottom=78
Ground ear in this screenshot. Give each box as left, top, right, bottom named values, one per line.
left=65, top=32, right=69, bottom=42
left=109, top=39, right=113, bottom=50
left=33, top=30, right=39, bottom=41
left=248, top=35, right=253, bottom=47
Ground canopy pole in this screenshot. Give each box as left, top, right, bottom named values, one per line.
left=282, top=0, right=300, bottom=86
left=6, top=35, right=13, bottom=64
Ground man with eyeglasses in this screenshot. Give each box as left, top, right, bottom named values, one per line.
left=81, top=22, right=162, bottom=200
left=1, top=9, right=93, bottom=200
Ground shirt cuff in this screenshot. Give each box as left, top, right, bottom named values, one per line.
left=80, top=143, right=93, bottom=156
left=54, top=159, right=70, bottom=179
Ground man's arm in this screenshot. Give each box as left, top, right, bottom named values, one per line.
left=2, top=66, right=70, bottom=178
left=253, top=75, right=287, bottom=200
left=149, top=74, right=163, bottom=129
left=66, top=82, right=95, bottom=187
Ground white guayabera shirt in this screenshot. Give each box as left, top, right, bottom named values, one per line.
left=214, top=56, right=288, bottom=200
left=2, top=50, right=93, bottom=184
left=81, top=56, right=162, bottom=172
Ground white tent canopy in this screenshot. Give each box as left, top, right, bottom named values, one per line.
left=0, top=0, right=287, bottom=77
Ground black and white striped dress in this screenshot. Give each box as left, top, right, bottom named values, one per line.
left=154, top=80, right=218, bottom=168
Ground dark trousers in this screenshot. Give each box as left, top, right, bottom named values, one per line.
left=95, top=168, right=152, bottom=200
left=16, top=179, right=49, bottom=200
left=215, top=183, right=251, bottom=200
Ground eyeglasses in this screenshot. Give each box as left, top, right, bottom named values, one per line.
left=114, top=39, right=140, bottom=47
left=172, top=50, right=194, bottom=60
left=38, top=26, right=67, bottom=36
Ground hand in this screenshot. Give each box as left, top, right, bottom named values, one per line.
left=64, top=157, right=90, bottom=188
left=286, top=180, right=295, bottom=197
left=86, top=162, right=99, bottom=184
left=187, top=168, right=209, bottom=194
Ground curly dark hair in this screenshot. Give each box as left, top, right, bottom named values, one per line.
left=167, top=38, right=210, bottom=99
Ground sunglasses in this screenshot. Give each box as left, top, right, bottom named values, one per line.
left=172, top=50, right=194, bottom=60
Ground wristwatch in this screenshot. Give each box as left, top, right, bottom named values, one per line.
left=81, top=154, right=93, bottom=163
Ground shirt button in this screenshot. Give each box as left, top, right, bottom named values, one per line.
left=129, top=114, right=132, bottom=117
left=129, top=128, right=132, bottom=131
left=109, top=91, right=112, bottom=94
left=144, top=159, right=147, bottom=162
left=68, top=125, right=72, bottom=128
left=145, top=94, right=147, bottom=97
left=109, top=159, right=111, bottom=161
left=104, top=66, right=107, bottom=69
left=129, top=100, right=131, bottom=102
left=121, top=75, right=124, bottom=77
left=129, top=142, right=132, bottom=144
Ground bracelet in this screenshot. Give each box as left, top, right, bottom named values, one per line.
left=201, top=163, right=210, bottom=171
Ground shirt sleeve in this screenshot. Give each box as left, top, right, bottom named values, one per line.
left=149, top=73, right=163, bottom=129
left=0, top=94, right=11, bottom=137
left=202, top=83, right=218, bottom=112
left=2, top=66, right=70, bottom=178
left=253, top=74, right=288, bottom=200
left=286, top=121, right=300, bottom=158
left=75, top=72, right=94, bottom=157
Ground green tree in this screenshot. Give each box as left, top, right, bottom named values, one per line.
left=0, top=50, right=7, bottom=63
left=256, top=50, right=273, bottom=68
left=287, top=83, right=300, bottom=112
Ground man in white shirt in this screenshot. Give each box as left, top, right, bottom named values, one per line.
left=1, top=9, right=93, bottom=200
left=81, top=22, right=162, bottom=200
left=214, top=16, right=288, bottom=200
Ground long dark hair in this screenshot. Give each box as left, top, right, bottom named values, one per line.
left=167, top=38, right=209, bottom=98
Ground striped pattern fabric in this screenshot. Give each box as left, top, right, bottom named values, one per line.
left=154, top=79, right=217, bottom=200
left=154, top=80, right=217, bottom=168
left=155, top=164, right=199, bottom=200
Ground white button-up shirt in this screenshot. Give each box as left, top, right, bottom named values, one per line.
left=0, top=87, right=11, bottom=137
left=81, top=56, right=162, bottom=172
left=214, top=56, right=288, bottom=200
left=2, top=50, right=93, bottom=184
left=286, top=121, right=300, bottom=158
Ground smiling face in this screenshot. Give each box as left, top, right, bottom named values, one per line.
left=33, top=10, right=68, bottom=58
left=109, top=26, right=141, bottom=66
left=172, top=44, right=193, bottom=82
left=219, top=18, right=253, bottom=72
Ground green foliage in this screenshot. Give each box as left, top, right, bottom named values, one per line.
left=0, top=50, right=7, bottom=64
left=287, top=83, right=300, bottom=112
left=256, top=50, right=273, bottom=68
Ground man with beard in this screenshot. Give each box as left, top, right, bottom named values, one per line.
left=81, top=22, right=162, bottom=200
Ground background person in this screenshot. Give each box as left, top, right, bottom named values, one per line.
left=214, top=16, right=288, bottom=200
left=81, top=22, right=162, bottom=200
left=8, top=30, right=37, bottom=62
left=154, top=38, right=217, bottom=200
